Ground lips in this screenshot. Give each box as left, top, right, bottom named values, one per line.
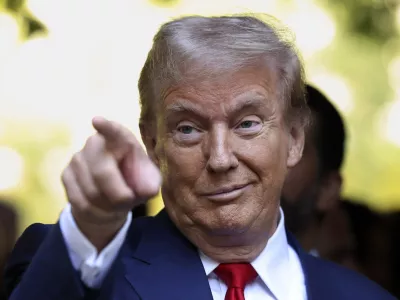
left=202, top=184, right=248, bottom=196
left=199, top=183, right=250, bottom=202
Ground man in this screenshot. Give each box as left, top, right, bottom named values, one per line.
left=282, top=85, right=345, bottom=256
left=4, top=15, right=394, bottom=300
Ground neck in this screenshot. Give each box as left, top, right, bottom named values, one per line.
left=195, top=232, right=272, bottom=263
left=171, top=210, right=279, bottom=263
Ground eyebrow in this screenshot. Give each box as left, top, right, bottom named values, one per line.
left=165, top=100, right=204, bottom=116
left=164, top=93, right=268, bottom=119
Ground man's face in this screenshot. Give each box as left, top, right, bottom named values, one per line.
left=281, top=123, right=320, bottom=234
left=145, top=67, right=304, bottom=241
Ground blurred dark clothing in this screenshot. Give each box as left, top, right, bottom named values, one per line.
left=317, top=204, right=357, bottom=271
left=338, top=200, right=400, bottom=297
left=0, top=202, right=18, bottom=300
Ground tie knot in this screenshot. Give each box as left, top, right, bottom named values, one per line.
left=214, top=263, right=258, bottom=288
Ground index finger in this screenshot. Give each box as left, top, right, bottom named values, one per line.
left=92, top=116, right=142, bottom=160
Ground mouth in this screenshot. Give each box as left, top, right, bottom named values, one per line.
left=201, top=184, right=250, bottom=202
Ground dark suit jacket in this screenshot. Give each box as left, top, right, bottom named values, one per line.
left=4, top=209, right=396, bottom=300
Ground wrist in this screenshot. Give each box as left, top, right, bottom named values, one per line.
left=71, top=207, right=128, bottom=252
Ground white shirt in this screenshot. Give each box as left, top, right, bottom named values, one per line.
left=60, top=204, right=307, bottom=299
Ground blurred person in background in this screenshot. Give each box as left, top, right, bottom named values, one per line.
left=341, top=200, right=397, bottom=295
left=282, top=84, right=346, bottom=256
left=316, top=200, right=357, bottom=270
left=4, top=15, right=395, bottom=300
left=0, top=200, right=18, bottom=300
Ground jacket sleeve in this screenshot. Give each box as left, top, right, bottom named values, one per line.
left=4, top=223, right=88, bottom=300
left=59, top=204, right=132, bottom=288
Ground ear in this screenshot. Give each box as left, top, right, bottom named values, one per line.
left=316, top=171, right=342, bottom=212
left=286, top=123, right=305, bottom=168
left=139, top=123, right=159, bottom=167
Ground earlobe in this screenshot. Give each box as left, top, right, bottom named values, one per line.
left=139, top=123, right=160, bottom=167
left=286, top=125, right=305, bottom=168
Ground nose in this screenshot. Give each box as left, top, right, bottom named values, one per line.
left=205, top=125, right=239, bottom=173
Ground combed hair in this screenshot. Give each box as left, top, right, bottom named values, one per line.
left=138, top=14, right=308, bottom=129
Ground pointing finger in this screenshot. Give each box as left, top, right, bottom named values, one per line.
left=92, top=116, right=144, bottom=160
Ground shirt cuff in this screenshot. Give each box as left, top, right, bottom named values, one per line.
left=59, top=203, right=132, bottom=288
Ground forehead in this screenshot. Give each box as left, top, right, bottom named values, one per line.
left=161, top=67, right=282, bottom=119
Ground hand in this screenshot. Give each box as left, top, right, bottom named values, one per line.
left=61, top=117, right=161, bottom=250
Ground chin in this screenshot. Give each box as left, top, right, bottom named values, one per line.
left=201, top=213, right=254, bottom=236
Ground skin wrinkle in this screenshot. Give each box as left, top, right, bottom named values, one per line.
left=152, top=61, right=284, bottom=124
left=136, top=16, right=308, bottom=263
left=143, top=66, right=304, bottom=263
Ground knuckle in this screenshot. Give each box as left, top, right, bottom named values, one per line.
left=135, top=183, right=160, bottom=199
left=73, top=200, right=92, bottom=216
left=113, top=190, right=134, bottom=204
left=67, top=191, right=84, bottom=208
left=69, top=153, right=84, bottom=171
left=91, top=164, right=113, bottom=182
left=61, top=168, right=80, bottom=203
left=60, top=168, right=69, bottom=185
left=113, top=197, right=135, bottom=211
left=86, top=187, right=102, bottom=202
left=85, top=134, right=97, bottom=147
left=84, top=134, right=105, bottom=153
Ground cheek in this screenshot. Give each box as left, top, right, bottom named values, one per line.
left=159, top=140, right=206, bottom=193
left=237, top=130, right=288, bottom=186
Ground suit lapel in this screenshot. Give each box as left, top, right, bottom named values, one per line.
left=287, top=232, right=335, bottom=300
left=122, top=210, right=213, bottom=300
left=117, top=213, right=337, bottom=300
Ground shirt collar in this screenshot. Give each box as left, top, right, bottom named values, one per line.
left=199, top=207, right=292, bottom=299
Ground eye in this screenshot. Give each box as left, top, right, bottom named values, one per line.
left=174, top=123, right=202, bottom=144
left=238, top=120, right=257, bottom=129
left=177, top=125, right=197, bottom=134
left=235, top=118, right=262, bottom=135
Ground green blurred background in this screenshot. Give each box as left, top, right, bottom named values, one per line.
left=0, top=0, right=399, bottom=234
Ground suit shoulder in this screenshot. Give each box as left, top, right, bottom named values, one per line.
left=303, top=254, right=396, bottom=299
left=21, top=223, right=53, bottom=237
left=128, top=215, right=158, bottom=237
left=12, top=223, right=53, bottom=255
left=5, top=223, right=55, bottom=297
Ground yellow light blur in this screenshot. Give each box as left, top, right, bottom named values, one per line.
left=173, top=0, right=280, bottom=15
left=39, top=147, right=71, bottom=209
left=24, top=0, right=170, bottom=136
left=309, top=72, right=354, bottom=114
left=388, top=55, right=400, bottom=89
left=8, top=0, right=400, bottom=222
left=381, top=96, right=400, bottom=147
left=10, top=0, right=340, bottom=219
left=281, top=4, right=336, bottom=59
left=0, top=12, right=20, bottom=64
left=0, top=146, right=24, bottom=191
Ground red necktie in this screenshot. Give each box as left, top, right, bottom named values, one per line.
left=214, top=263, right=258, bottom=300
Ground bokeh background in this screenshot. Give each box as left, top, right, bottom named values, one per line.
left=0, top=0, right=399, bottom=234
